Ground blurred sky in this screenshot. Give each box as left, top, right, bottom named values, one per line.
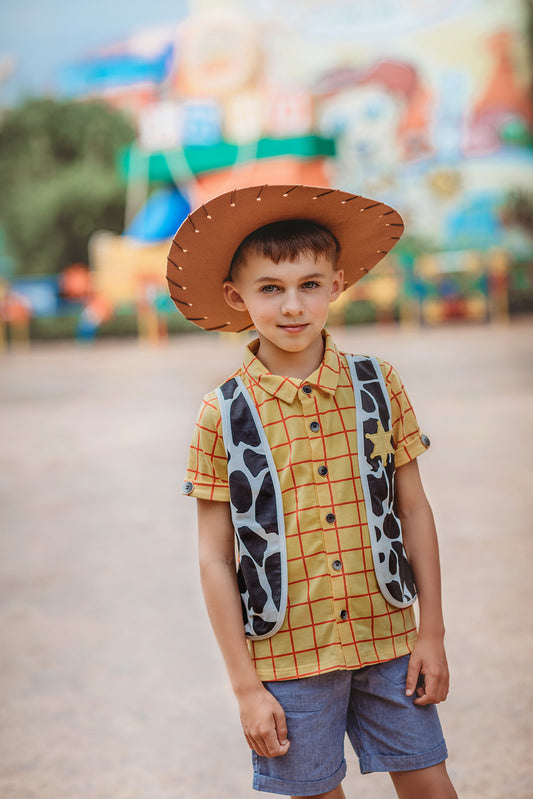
left=1, top=0, right=527, bottom=107
left=0, top=0, right=189, bottom=105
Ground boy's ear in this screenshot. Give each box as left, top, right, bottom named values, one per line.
left=223, top=281, right=248, bottom=312
left=330, top=269, right=345, bottom=302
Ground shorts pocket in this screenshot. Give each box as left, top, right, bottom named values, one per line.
left=373, top=654, right=410, bottom=686
left=264, top=671, right=348, bottom=713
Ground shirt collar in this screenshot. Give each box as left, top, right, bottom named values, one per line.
left=241, top=330, right=341, bottom=404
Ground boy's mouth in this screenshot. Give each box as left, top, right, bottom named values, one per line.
left=279, top=323, right=308, bottom=333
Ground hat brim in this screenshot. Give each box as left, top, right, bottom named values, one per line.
left=167, top=184, right=404, bottom=332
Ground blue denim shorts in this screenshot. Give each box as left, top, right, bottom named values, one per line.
left=252, top=655, right=448, bottom=796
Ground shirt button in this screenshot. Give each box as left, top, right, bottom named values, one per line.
left=183, top=481, right=194, bottom=494
left=326, top=512, right=336, bottom=524
left=310, top=421, right=320, bottom=432
left=421, top=433, right=431, bottom=448
left=302, top=384, right=312, bottom=394
left=339, top=609, right=348, bottom=621
left=318, top=465, right=328, bottom=476
left=332, top=559, right=343, bottom=571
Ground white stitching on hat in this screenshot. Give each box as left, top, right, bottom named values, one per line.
left=167, top=255, right=184, bottom=270
left=205, top=322, right=231, bottom=331
left=312, top=189, right=336, bottom=199
left=187, top=215, right=200, bottom=233
left=167, top=276, right=186, bottom=290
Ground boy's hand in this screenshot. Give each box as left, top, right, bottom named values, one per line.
left=238, top=686, right=290, bottom=758
left=405, top=635, right=449, bottom=706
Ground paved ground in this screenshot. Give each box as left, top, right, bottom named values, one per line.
left=1, top=319, right=532, bottom=799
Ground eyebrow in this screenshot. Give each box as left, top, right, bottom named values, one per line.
left=253, top=271, right=327, bottom=285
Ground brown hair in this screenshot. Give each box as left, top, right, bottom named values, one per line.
left=228, top=219, right=340, bottom=280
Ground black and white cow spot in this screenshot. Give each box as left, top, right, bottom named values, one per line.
left=237, top=525, right=269, bottom=564
left=229, top=469, right=253, bottom=513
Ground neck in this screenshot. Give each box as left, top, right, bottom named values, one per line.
left=255, top=334, right=325, bottom=380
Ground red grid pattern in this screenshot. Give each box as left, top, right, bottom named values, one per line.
left=185, top=332, right=428, bottom=681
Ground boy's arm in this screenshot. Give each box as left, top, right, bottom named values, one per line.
left=196, top=497, right=290, bottom=758
left=396, top=458, right=450, bottom=706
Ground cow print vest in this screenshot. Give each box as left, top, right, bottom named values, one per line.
left=215, top=355, right=416, bottom=641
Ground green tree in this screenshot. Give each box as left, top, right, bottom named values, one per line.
left=0, top=98, right=135, bottom=275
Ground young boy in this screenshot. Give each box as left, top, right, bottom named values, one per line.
left=168, top=185, right=457, bottom=799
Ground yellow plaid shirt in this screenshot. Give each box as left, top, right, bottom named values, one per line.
left=185, top=331, right=428, bottom=681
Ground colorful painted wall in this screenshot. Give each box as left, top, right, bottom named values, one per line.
left=55, top=0, right=533, bottom=335
left=60, top=0, right=533, bottom=256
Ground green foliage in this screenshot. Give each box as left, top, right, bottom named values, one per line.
left=28, top=310, right=197, bottom=341
left=342, top=300, right=377, bottom=326
left=0, top=98, right=135, bottom=275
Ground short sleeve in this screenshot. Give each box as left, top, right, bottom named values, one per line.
left=183, top=390, right=230, bottom=502
left=379, top=360, right=430, bottom=468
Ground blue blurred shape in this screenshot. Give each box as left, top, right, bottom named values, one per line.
left=445, top=192, right=503, bottom=249
left=126, top=187, right=191, bottom=242
left=10, top=276, right=59, bottom=316
left=59, top=43, right=174, bottom=94
left=182, top=101, right=222, bottom=146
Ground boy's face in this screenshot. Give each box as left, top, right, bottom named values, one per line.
left=223, top=252, right=344, bottom=359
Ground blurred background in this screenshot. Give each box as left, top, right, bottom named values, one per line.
left=0, top=0, right=532, bottom=342
left=1, top=2, right=533, bottom=799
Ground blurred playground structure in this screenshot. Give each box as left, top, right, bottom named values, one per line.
left=1, top=0, right=532, bottom=347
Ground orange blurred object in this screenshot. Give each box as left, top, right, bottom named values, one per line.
left=193, top=157, right=332, bottom=205
left=60, top=263, right=93, bottom=301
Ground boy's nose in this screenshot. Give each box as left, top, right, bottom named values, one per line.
left=281, top=291, right=303, bottom=316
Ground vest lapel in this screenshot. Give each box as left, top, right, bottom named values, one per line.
left=347, top=355, right=416, bottom=608
left=215, top=377, right=288, bottom=639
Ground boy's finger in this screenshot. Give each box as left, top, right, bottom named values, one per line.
left=273, top=706, right=289, bottom=745
left=247, top=733, right=266, bottom=758
left=414, top=673, right=441, bottom=705
left=404, top=656, right=421, bottom=696
left=263, top=726, right=288, bottom=758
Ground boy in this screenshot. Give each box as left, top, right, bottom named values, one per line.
left=168, top=185, right=457, bottom=799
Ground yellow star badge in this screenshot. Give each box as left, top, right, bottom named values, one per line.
left=365, top=421, right=394, bottom=465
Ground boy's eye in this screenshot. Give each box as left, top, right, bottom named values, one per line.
left=302, top=281, right=319, bottom=289
left=260, top=284, right=278, bottom=293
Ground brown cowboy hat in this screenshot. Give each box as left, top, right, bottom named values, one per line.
left=166, top=184, right=404, bottom=332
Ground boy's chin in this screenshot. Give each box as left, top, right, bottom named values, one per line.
left=258, top=328, right=323, bottom=351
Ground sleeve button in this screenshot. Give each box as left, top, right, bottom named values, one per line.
left=421, top=434, right=431, bottom=448
left=182, top=481, right=194, bottom=494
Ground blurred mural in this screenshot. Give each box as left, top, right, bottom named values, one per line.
left=1, top=0, right=532, bottom=345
